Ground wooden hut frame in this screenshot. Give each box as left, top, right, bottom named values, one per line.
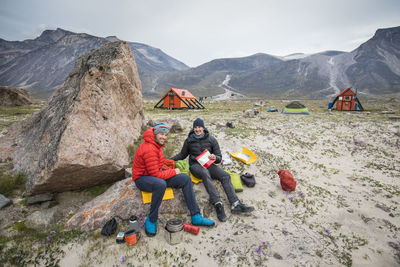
left=154, top=88, right=205, bottom=109
left=331, top=88, right=364, bottom=111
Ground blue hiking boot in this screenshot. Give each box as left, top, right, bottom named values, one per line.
left=145, top=216, right=157, bottom=237
left=191, top=214, right=215, bottom=227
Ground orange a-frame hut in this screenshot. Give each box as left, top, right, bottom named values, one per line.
left=154, top=88, right=205, bottom=109
left=330, top=88, right=364, bottom=111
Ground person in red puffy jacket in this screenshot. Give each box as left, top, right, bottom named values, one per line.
left=132, top=123, right=214, bottom=237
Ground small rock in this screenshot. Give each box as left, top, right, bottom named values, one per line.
left=273, top=252, right=283, bottom=260
left=27, top=193, right=54, bottom=205
left=170, top=121, right=183, bottom=133
left=25, top=208, right=62, bottom=231
left=243, top=109, right=256, bottom=118
left=389, top=116, right=400, bottom=121
left=40, top=200, right=58, bottom=209
left=0, top=194, right=12, bottom=209
left=375, top=203, right=390, bottom=213
left=125, top=168, right=132, bottom=178
left=226, top=122, right=235, bottom=128
left=347, top=208, right=354, bottom=213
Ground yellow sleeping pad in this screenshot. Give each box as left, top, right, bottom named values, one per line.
left=141, top=187, right=174, bottom=204
left=190, top=172, right=203, bottom=183
left=230, top=146, right=258, bottom=164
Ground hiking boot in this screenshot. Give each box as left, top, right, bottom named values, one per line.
left=215, top=202, right=227, bottom=222
left=145, top=216, right=157, bottom=237
left=231, top=201, right=255, bottom=214
left=191, top=214, right=215, bottom=226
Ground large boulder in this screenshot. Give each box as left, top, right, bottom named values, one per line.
left=0, top=86, right=32, bottom=106
left=66, top=178, right=187, bottom=231
left=12, top=41, right=145, bottom=195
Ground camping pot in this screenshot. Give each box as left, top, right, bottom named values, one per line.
left=165, top=219, right=184, bottom=245
left=124, top=229, right=140, bottom=245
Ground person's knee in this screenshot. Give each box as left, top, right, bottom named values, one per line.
left=176, top=174, right=192, bottom=185
left=153, top=180, right=167, bottom=191
left=191, top=168, right=210, bottom=180
left=182, top=174, right=191, bottom=185
left=220, top=173, right=231, bottom=182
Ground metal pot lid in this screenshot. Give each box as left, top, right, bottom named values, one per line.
left=166, top=219, right=184, bottom=232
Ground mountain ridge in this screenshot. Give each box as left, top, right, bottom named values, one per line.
left=1, top=26, right=399, bottom=98
left=0, top=28, right=189, bottom=97
left=155, top=26, right=400, bottom=98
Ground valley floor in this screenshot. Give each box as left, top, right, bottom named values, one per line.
left=1, top=99, right=400, bottom=266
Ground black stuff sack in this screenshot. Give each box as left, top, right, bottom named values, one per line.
left=101, top=218, right=117, bottom=236
left=240, top=173, right=256, bottom=187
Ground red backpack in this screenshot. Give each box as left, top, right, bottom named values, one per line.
left=278, top=169, right=296, bottom=191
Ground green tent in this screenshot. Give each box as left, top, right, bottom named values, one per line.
left=282, top=101, right=309, bottom=114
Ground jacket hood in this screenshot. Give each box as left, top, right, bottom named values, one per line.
left=142, top=128, right=163, bottom=147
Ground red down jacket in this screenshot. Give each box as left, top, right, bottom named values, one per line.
left=132, top=128, right=176, bottom=181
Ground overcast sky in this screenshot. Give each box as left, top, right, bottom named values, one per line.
left=1, top=0, right=400, bottom=67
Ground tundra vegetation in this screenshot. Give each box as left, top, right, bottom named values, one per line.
left=0, top=97, right=399, bottom=266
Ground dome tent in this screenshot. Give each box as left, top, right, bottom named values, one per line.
left=282, top=101, right=309, bottom=114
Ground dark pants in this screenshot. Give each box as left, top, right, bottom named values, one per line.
left=190, top=163, right=239, bottom=205
left=135, top=174, right=200, bottom=222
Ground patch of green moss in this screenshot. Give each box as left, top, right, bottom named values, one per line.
left=0, top=172, right=27, bottom=197
left=82, top=182, right=114, bottom=197
left=1, top=222, right=85, bottom=266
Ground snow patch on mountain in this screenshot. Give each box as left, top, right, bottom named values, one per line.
left=137, top=48, right=162, bottom=64
left=376, top=46, right=400, bottom=76
left=282, top=53, right=310, bottom=61
left=212, top=74, right=245, bottom=101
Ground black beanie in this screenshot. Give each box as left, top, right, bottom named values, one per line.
left=193, top=118, right=205, bottom=128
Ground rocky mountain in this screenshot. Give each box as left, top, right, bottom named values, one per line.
left=0, top=86, right=32, bottom=106
left=154, top=26, right=400, bottom=98
left=154, top=53, right=283, bottom=96
left=0, top=28, right=188, bottom=97
left=1, top=26, right=399, bottom=99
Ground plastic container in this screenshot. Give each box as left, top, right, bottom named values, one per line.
left=183, top=222, right=200, bottom=235
left=128, top=215, right=139, bottom=232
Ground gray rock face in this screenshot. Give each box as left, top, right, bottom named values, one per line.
left=0, top=86, right=32, bottom=106
left=66, top=178, right=186, bottom=231
left=12, top=41, right=145, bottom=195
left=0, top=194, right=12, bottom=209
left=27, top=193, right=54, bottom=205
left=25, top=207, right=62, bottom=231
